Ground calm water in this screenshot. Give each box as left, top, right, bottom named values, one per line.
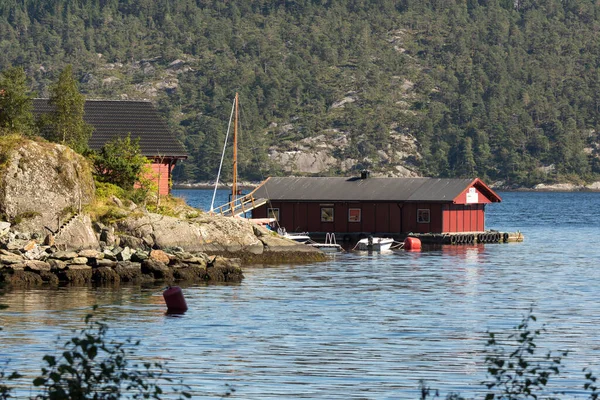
left=2, top=191, right=600, bottom=398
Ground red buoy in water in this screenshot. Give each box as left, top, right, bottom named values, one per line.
left=163, top=286, right=188, bottom=312
left=404, top=237, right=422, bottom=251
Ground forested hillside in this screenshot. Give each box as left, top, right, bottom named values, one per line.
left=2, top=0, right=600, bottom=187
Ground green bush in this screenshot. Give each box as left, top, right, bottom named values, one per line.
left=91, top=134, right=148, bottom=191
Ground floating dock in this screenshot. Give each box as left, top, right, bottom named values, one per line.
left=406, top=231, right=524, bottom=245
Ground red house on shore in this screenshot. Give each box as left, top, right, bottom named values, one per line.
left=251, top=175, right=502, bottom=239
left=33, top=99, right=187, bottom=195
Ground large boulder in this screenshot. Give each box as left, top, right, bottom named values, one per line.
left=0, top=139, right=95, bottom=234
left=117, top=213, right=265, bottom=254
left=54, top=215, right=99, bottom=250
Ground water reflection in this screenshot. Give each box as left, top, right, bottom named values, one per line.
left=3, top=192, right=600, bottom=398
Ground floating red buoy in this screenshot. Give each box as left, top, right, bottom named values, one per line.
left=163, top=286, right=188, bottom=312
left=404, top=237, right=422, bottom=252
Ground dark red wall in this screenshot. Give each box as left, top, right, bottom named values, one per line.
left=254, top=200, right=486, bottom=235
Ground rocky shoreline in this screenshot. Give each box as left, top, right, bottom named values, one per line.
left=0, top=244, right=243, bottom=287
left=0, top=217, right=326, bottom=288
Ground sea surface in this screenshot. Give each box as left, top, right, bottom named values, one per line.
left=2, top=191, right=600, bottom=398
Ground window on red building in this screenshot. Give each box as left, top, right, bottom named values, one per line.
left=348, top=208, right=361, bottom=222
left=268, top=208, right=280, bottom=221
left=321, top=207, right=334, bottom=222
left=417, top=209, right=430, bottom=223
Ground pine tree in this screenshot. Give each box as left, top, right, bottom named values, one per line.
left=45, top=65, right=92, bottom=154
left=0, top=66, right=35, bottom=136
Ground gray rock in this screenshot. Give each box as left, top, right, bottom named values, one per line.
left=0, top=254, right=24, bottom=264
left=95, top=259, right=117, bottom=267
left=47, top=259, right=67, bottom=270
left=70, top=257, right=88, bottom=265
left=141, top=258, right=173, bottom=280
left=52, top=251, right=78, bottom=260
left=78, top=249, right=104, bottom=259
left=100, top=229, right=116, bottom=246
left=93, top=221, right=107, bottom=232
left=65, top=264, right=92, bottom=271
left=0, top=140, right=95, bottom=235
left=131, top=250, right=148, bottom=263
left=111, top=195, right=124, bottom=208
left=54, top=215, right=99, bottom=250
left=102, top=249, right=117, bottom=261
left=6, top=239, right=28, bottom=251
left=24, top=246, right=47, bottom=260
left=118, top=235, right=144, bottom=249
left=116, top=246, right=132, bottom=262
left=0, top=221, right=10, bottom=236
left=142, top=235, right=154, bottom=248
left=24, top=260, right=51, bottom=272
left=3, top=263, right=25, bottom=271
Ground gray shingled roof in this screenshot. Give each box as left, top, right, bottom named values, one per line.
left=33, top=99, right=187, bottom=158
left=253, top=177, right=500, bottom=202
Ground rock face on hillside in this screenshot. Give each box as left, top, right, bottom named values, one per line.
left=267, top=131, right=421, bottom=177
left=0, top=139, right=95, bottom=234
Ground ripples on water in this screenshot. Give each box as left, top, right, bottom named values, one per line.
left=2, top=192, right=600, bottom=398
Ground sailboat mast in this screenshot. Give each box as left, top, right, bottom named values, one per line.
left=232, top=92, right=239, bottom=200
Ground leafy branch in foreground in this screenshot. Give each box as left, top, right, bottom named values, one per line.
left=421, top=309, right=600, bottom=399
left=482, top=310, right=567, bottom=399
left=0, top=364, right=21, bottom=400
left=32, top=305, right=190, bottom=400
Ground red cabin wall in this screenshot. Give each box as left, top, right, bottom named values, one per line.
left=137, top=161, right=174, bottom=196
left=442, top=204, right=485, bottom=232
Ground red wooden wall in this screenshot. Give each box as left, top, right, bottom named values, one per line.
left=254, top=200, right=487, bottom=235
left=442, top=204, right=485, bottom=232
left=139, top=161, right=174, bottom=196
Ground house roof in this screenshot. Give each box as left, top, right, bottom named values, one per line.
left=33, top=99, right=188, bottom=158
left=253, top=177, right=502, bottom=203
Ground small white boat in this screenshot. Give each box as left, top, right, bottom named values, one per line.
left=355, top=237, right=394, bottom=251
left=278, top=228, right=311, bottom=243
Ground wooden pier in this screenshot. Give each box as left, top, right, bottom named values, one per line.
left=406, top=231, right=524, bottom=245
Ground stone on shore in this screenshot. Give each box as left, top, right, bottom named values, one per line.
left=142, top=258, right=173, bottom=280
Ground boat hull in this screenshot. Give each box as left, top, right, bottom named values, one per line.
left=356, top=238, right=394, bottom=251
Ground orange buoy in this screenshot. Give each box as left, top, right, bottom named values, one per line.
left=404, top=237, right=422, bottom=251
left=163, top=286, right=188, bottom=312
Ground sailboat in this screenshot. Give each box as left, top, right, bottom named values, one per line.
left=208, top=94, right=343, bottom=253
left=209, top=93, right=267, bottom=217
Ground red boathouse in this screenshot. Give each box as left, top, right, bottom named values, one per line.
left=251, top=175, right=502, bottom=238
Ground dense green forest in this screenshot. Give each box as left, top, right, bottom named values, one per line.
left=1, top=0, right=600, bottom=187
